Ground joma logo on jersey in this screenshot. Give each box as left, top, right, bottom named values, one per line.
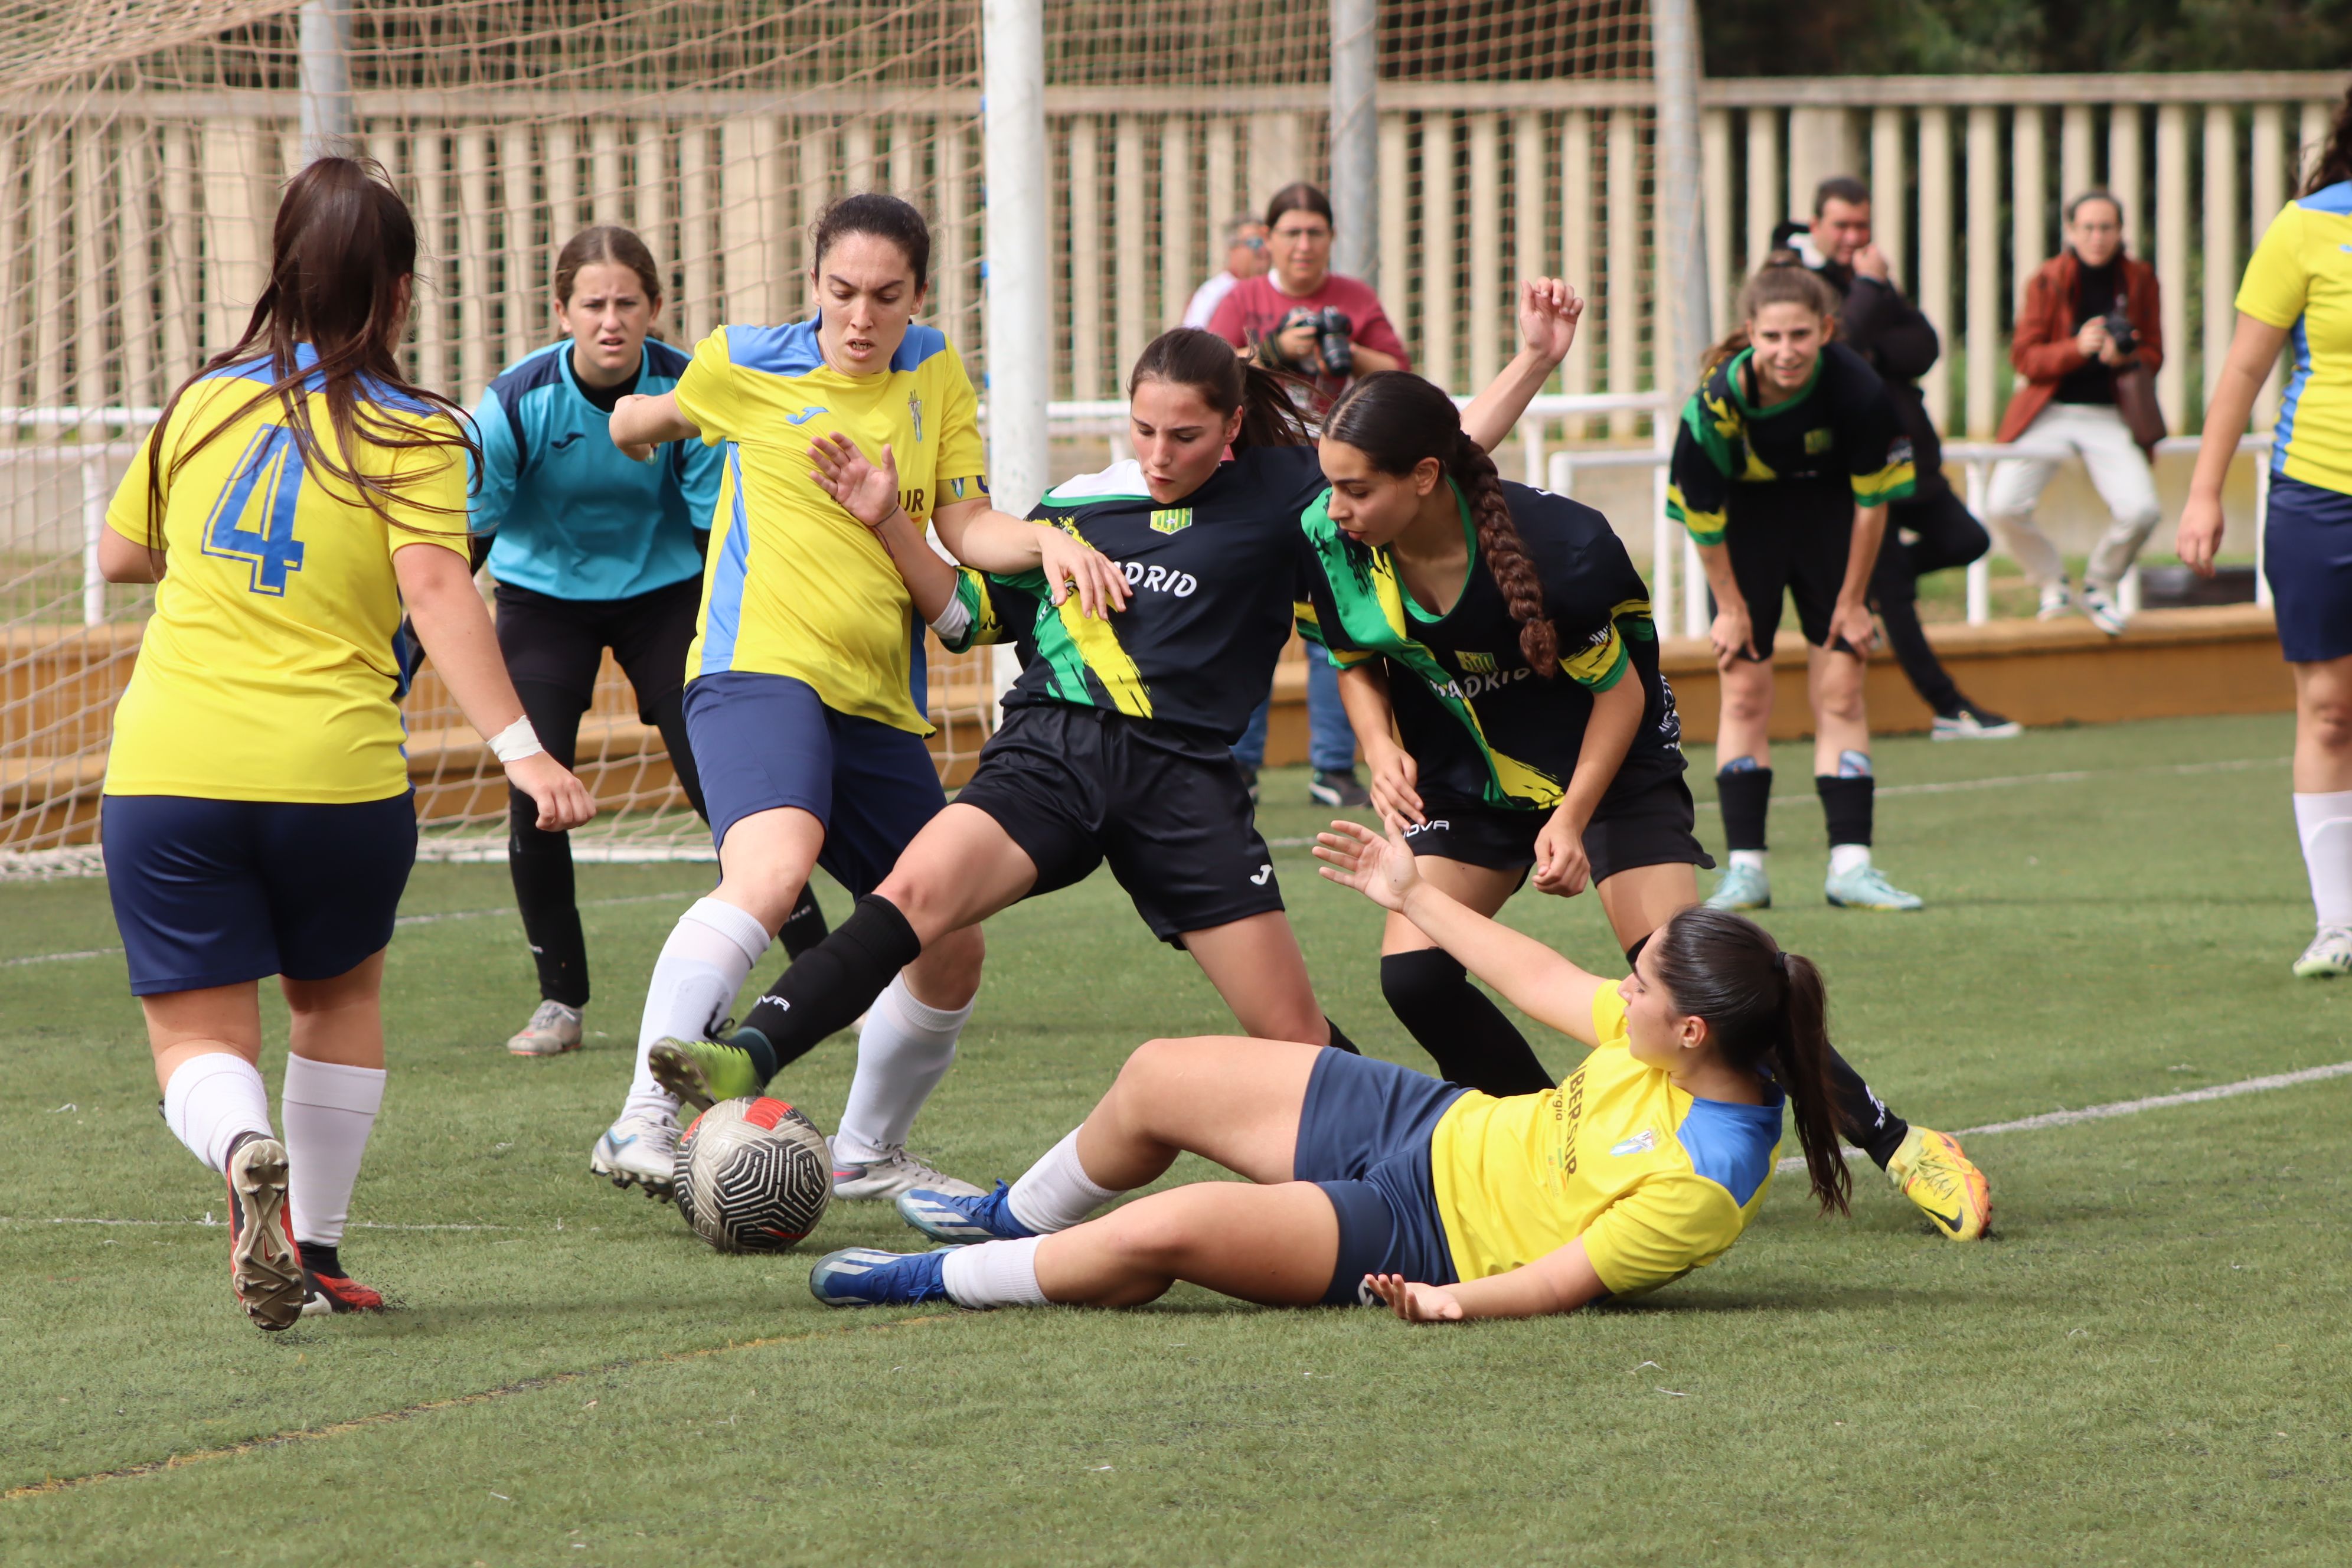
left=1118, top=561, right=1199, bottom=597
left=1149, top=507, right=1193, bottom=535
left=1456, top=651, right=1498, bottom=674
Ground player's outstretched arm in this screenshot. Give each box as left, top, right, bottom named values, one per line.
left=1459, top=278, right=1583, bottom=453
left=932, top=497, right=1131, bottom=620
left=1314, top=816, right=1611, bottom=1044
left=1365, top=1239, right=1607, bottom=1324
left=609, top=390, right=697, bottom=462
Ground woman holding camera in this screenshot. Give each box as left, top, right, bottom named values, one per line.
left=1206, top=181, right=1409, bottom=413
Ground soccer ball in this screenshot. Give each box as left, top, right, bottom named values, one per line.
left=672, top=1096, right=832, bottom=1253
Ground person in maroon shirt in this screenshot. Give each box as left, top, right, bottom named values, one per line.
left=1207, top=182, right=1410, bottom=412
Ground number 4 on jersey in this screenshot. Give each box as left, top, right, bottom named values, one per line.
left=201, top=424, right=307, bottom=595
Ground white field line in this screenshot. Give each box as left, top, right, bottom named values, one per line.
left=1775, top=1057, right=2352, bottom=1173
left=0, top=1216, right=524, bottom=1232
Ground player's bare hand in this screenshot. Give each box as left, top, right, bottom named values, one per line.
left=505, top=753, right=596, bottom=832
left=1830, top=599, right=1879, bottom=657
left=1364, top=742, right=1425, bottom=827
left=808, top=432, right=901, bottom=529
left=1851, top=243, right=1892, bottom=282
left=1517, top=277, right=1583, bottom=367
left=1037, top=526, right=1130, bottom=619
left=1314, top=816, right=1420, bottom=912
left=1709, top=605, right=1756, bottom=672
left=1365, top=1273, right=1465, bottom=1324
left=1531, top=811, right=1592, bottom=897
left=2177, top=491, right=2226, bottom=578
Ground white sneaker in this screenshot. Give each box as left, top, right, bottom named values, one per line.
left=828, top=1138, right=985, bottom=1201
left=507, top=999, right=583, bottom=1057
left=2080, top=578, right=2129, bottom=636
left=2037, top=580, right=2073, bottom=620
left=590, top=1111, right=680, bottom=1198
left=2292, top=926, right=2352, bottom=979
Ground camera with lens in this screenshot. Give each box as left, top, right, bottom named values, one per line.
left=2101, top=309, right=2137, bottom=358
left=1273, top=305, right=1355, bottom=377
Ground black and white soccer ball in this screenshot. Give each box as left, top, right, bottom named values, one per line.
left=672, top=1096, right=832, bottom=1253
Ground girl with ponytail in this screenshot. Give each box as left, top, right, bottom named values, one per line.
left=808, top=816, right=1855, bottom=1321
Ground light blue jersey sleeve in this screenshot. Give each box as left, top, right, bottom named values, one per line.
left=467, top=384, right=520, bottom=539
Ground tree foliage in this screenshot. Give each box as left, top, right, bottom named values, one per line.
left=1698, top=0, right=2352, bottom=75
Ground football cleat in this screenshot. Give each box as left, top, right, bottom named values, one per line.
left=648, top=1036, right=763, bottom=1113
left=2292, top=925, right=2352, bottom=979
left=300, top=1271, right=387, bottom=1315
left=590, top=1110, right=680, bottom=1199
left=808, top=1246, right=956, bottom=1308
left=224, top=1135, right=306, bottom=1332
left=897, top=1181, right=1038, bottom=1244
left=2080, top=578, right=2128, bottom=636
left=1931, top=703, right=2023, bottom=741
left=1825, top=863, right=1924, bottom=911
left=507, top=999, right=583, bottom=1057
left=830, top=1140, right=986, bottom=1202
left=1704, top=862, right=1771, bottom=911
left=1886, top=1126, right=1991, bottom=1242
left=1308, top=768, right=1371, bottom=809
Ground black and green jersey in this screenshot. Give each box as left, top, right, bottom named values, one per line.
left=963, top=445, right=1327, bottom=741
left=1297, top=480, right=1685, bottom=813
left=1666, top=341, right=1916, bottom=546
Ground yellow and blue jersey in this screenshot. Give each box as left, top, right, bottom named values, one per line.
left=672, top=319, right=989, bottom=734
left=103, top=348, right=471, bottom=803
left=1428, top=986, right=1783, bottom=1296
left=2239, top=181, right=2352, bottom=496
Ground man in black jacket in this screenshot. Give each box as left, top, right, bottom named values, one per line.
left=1780, top=176, right=2018, bottom=740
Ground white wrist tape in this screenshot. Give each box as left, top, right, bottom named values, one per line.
left=488, top=716, right=544, bottom=764
left=929, top=593, right=974, bottom=645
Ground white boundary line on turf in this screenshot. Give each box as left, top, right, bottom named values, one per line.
left=0, top=1215, right=524, bottom=1232
left=1775, top=1058, right=2352, bottom=1172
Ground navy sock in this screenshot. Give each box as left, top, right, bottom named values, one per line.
left=1380, top=949, right=1553, bottom=1096
left=1717, top=763, right=1773, bottom=852
left=1816, top=775, right=1875, bottom=848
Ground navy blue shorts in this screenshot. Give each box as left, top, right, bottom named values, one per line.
left=1292, top=1049, right=1467, bottom=1305
left=2266, top=473, right=2352, bottom=664
left=683, top=670, right=947, bottom=900
left=100, top=792, right=417, bottom=996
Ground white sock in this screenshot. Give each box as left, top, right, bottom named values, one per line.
left=1005, top=1128, right=1126, bottom=1234
left=939, top=1236, right=1050, bottom=1308
left=833, top=974, right=972, bottom=1163
left=1828, top=843, right=1873, bottom=878
left=625, top=896, right=772, bottom=1122
left=1729, top=848, right=1768, bottom=874
left=2294, top=790, right=2352, bottom=929
left=281, top=1054, right=387, bottom=1248
left=161, top=1053, right=273, bottom=1174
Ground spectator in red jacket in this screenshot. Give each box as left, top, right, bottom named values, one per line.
left=1985, top=191, right=2166, bottom=635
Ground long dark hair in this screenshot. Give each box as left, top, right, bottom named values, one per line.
left=554, top=224, right=663, bottom=306
left=1127, top=327, right=1312, bottom=450
left=1649, top=906, right=1852, bottom=1217
left=2302, top=83, right=2352, bottom=196
left=1321, top=371, right=1558, bottom=677
left=1700, top=261, right=1843, bottom=377
left=810, top=191, right=932, bottom=290
left=138, top=156, right=472, bottom=550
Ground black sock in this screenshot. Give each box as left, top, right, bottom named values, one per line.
left=1321, top=1016, right=1361, bottom=1054
left=1717, top=765, right=1773, bottom=852
left=730, top=894, right=922, bottom=1075
left=1826, top=1046, right=1910, bottom=1167
left=1380, top=949, right=1554, bottom=1096
left=508, top=828, right=588, bottom=1008
left=1816, top=775, right=1875, bottom=850
left=779, top=886, right=831, bottom=961
left=296, top=1240, right=343, bottom=1279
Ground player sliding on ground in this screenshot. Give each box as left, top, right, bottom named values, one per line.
left=806, top=816, right=1849, bottom=1317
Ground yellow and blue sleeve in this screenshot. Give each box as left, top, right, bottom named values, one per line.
left=1590, top=985, right=1631, bottom=1050
left=1579, top=1177, right=1746, bottom=1297
left=672, top=328, right=738, bottom=445
left=2237, top=205, right=2309, bottom=329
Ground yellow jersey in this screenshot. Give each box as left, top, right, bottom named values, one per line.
left=103, top=354, right=470, bottom=803
left=2238, top=182, right=2352, bottom=495
left=672, top=320, right=989, bottom=734
left=1428, top=987, right=1784, bottom=1297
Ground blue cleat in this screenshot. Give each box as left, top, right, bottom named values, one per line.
left=897, top=1181, right=1038, bottom=1244
left=1704, top=862, right=1771, bottom=911
left=1824, top=863, right=1925, bottom=911
left=808, top=1246, right=956, bottom=1308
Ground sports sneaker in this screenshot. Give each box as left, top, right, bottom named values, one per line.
left=1931, top=701, right=2023, bottom=741
left=1825, top=863, right=1924, bottom=911
left=648, top=1035, right=764, bottom=1113
left=808, top=1246, right=957, bottom=1308
left=1704, top=862, right=1771, bottom=910
left=2292, top=925, right=2352, bottom=979
left=2080, top=578, right=2128, bottom=636
left=1308, top=768, right=1371, bottom=809
left=506, top=999, right=583, bottom=1057
left=2036, top=580, right=2072, bottom=620
left=1886, top=1126, right=1991, bottom=1242
left=224, top=1134, right=305, bottom=1331
left=590, top=1110, right=680, bottom=1198
left=830, top=1139, right=986, bottom=1201
left=898, top=1180, right=1038, bottom=1243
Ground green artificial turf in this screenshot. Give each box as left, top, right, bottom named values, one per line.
left=4, top=713, right=2348, bottom=1565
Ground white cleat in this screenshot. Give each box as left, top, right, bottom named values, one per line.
left=2080, top=578, right=2129, bottom=637
left=507, top=999, right=583, bottom=1057
left=590, top=1111, right=680, bottom=1200
left=2292, top=926, right=2352, bottom=979
left=828, top=1138, right=985, bottom=1201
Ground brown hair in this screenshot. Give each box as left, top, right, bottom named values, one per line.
left=138, top=156, right=472, bottom=551
left=1648, top=906, right=1852, bottom=1217
left=1700, top=261, right=1844, bottom=375
left=1321, top=371, right=1558, bottom=678
left=1127, top=327, right=1312, bottom=450
left=809, top=191, right=931, bottom=290
left=2302, top=83, right=2352, bottom=197
left=553, top=224, right=662, bottom=307
left=1265, top=181, right=1334, bottom=231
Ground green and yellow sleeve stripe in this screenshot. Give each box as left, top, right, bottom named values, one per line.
left=1560, top=622, right=1631, bottom=692
left=1851, top=458, right=1917, bottom=508
left=1665, top=483, right=1727, bottom=547
left=936, top=568, right=1021, bottom=654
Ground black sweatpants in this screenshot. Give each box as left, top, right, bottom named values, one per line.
left=1869, top=487, right=1990, bottom=717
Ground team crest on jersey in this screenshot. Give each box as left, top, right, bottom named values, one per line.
left=908, top=392, right=925, bottom=442
left=1456, top=651, right=1497, bottom=674
left=1149, top=507, right=1193, bottom=534
left=1610, top=1129, right=1657, bottom=1158
left=1804, top=426, right=1834, bottom=455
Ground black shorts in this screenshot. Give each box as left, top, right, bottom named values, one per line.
left=1401, top=773, right=1713, bottom=884
left=1721, top=491, right=1860, bottom=659
left=494, top=576, right=701, bottom=720
left=954, top=703, right=1283, bottom=943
